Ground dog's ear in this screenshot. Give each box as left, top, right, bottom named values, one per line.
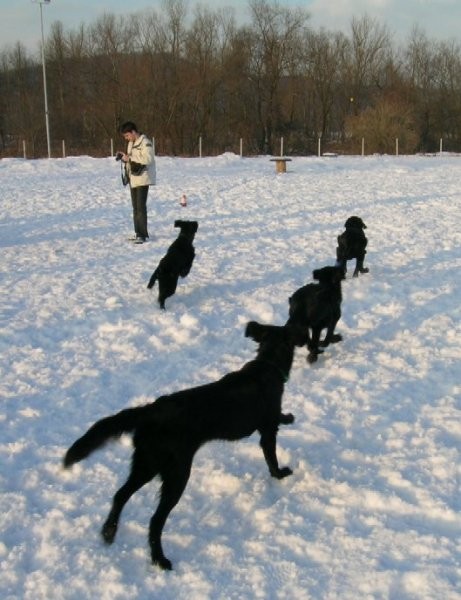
left=245, top=321, right=262, bottom=340
left=312, top=267, right=324, bottom=281
left=186, top=221, right=198, bottom=233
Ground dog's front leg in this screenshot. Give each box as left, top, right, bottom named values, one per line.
left=305, top=328, right=314, bottom=352
left=259, top=429, right=292, bottom=479
left=320, top=321, right=342, bottom=347
left=279, top=412, right=294, bottom=425
left=353, top=256, right=369, bottom=277
left=307, top=328, right=323, bottom=363
left=179, top=262, right=192, bottom=278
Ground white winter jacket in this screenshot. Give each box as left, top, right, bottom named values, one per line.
left=126, top=133, right=156, bottom=187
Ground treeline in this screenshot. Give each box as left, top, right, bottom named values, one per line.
left=1, top=0, right=461, bottom=158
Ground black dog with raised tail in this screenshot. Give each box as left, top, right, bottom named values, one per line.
left=147, top=220, right=198, bottom=309
left=63, top=320, right=307, bottom=571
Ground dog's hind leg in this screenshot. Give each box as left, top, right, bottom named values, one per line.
left=259, top=428, right=292, bottom=479
left=147, top=269, right=158, bottom=290
left=149, top=460, right=193, bottom=570
left=305, top=329, right=313, bottom=350
left=158, top=294, right=167, bottom=310
left=101, top=459, right=156, bottom=545
left=307, top=328, right=324, bottom=363
left=157, top=281, right=170, bottom=309
left=158, top=275, right=178, bottom=310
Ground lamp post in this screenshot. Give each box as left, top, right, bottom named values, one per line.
left=32, top=0, right=51, bottom=158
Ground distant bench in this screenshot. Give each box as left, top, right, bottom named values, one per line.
left=270, top=157, right=292, bottom=173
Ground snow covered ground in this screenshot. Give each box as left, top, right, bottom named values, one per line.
left=1, top=152, right=460, bottom=599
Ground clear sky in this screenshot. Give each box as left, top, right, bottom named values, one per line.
left=1, top=0, right=460, bottom=55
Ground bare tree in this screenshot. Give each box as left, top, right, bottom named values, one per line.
left=346, top=14, right=393, bottom=113
left=346, top=96, right=418, bottom=154
left=183, top=6, right=240, bottom=153
left=140, top=0, right=190, bottom=153
left=302, top=29, right=349, bottom=142
left=434, top=40, right=461, bottom=148
left=247, top=0, right=310, bottom=153
left=2, top=4, right=461, bottom=157
left=405, top=29, right=461, bottom=151
left=0, top=43, right=42, bottom=155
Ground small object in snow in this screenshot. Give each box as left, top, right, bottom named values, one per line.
left=180, top=194, right=187, bottom=207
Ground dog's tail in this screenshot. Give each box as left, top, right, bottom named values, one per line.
left=147, top=268, right=158, bottom=289
left=63, top=405, right=151, bottom=468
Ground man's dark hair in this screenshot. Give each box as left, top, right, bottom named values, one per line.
left=120, top=121, right=138, bottom=134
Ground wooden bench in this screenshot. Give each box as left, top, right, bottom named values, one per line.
left=270, top=157, right=292, bottom=173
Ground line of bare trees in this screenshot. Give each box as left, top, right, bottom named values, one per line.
left=1, top=0, right=461, bottom=158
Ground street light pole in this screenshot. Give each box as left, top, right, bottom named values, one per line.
left=33, top=0, right=51, bottom=158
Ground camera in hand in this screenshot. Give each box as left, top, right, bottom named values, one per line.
left=115, top=152, right=124, bottom=161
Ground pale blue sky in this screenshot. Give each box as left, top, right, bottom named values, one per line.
left=1, top=0, right=460, bottom=54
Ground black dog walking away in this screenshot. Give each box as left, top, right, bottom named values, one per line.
left=63, top=321, right=307, bottom=570
left=287, top=265, right=344, bottom=364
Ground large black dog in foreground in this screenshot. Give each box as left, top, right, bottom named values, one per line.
left=287, top=265, right=344, bottom=364
left=147, top=220, right=198, bottom=309
left=336, top=215, right=369, bottom=277
left=63, top=321, right=306, bottom=570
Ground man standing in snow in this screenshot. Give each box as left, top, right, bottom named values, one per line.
left=117, top=121, right=156, bottom=244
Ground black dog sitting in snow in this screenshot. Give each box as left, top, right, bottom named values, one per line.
left=147, top=220, right=198, bottom=309
left=63, top=320, right=307, bottom=570
left=287, top=265, right=344, bottom=364
left=336, top=215, right=369, bottom=277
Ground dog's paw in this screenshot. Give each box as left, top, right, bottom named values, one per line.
left=152, top=556, right=173, bottom=571
left=273, top=466, right=293, bottom=479
left=101, top=522, right=117, bottom=544
left=330, top=334, right=343, bottom=344
left=307, top=351, right=322, bottom=363
left=151, top=551, right=173, bottom=570
left=280, top=412, right=294, bottom=425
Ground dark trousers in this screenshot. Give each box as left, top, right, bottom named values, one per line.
left=130, top=185, right=149, bottom=239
